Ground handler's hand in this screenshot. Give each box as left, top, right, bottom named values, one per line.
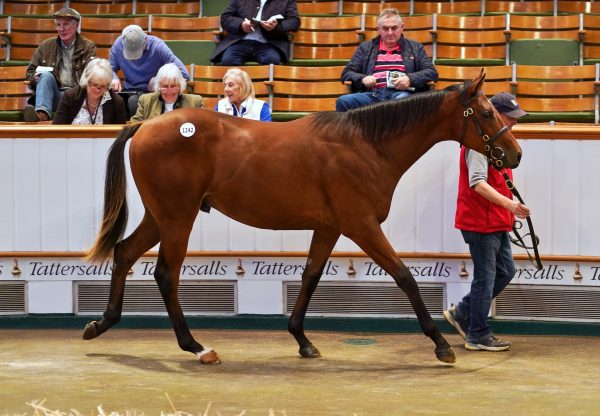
left=511, top=201, right=531, bottom=219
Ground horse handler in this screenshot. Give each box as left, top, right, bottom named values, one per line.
left=445, top=92, right=531, bottom=352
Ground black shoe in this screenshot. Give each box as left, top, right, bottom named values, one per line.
left=443, top=304, right=467, bottom=340
left=23, top=105, right=50, bottom=122
left=23, top=105, right=39, bottom=122
left=465, top=335, right=511, bottom=352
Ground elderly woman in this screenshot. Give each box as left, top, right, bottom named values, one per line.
left=53, top=58, right=127, bottom=125
left=130, top=63, right=203, bottom=122
left=215, top=68, right=271, bottom=121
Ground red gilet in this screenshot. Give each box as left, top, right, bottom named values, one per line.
left=455, top=147, right=514, bottom=233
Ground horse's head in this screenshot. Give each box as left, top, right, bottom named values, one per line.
left=456, top=70, right=522, bottom=169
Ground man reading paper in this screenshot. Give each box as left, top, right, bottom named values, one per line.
left=24, top=8, right=96, bottom=122
left=210, top=0, right=300, bottom=65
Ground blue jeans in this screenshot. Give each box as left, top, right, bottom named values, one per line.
left=221, top=40, right=282, bottom=65
left=33, top=71, right=64, bottom=117
left=455, top=230, right=516, bottom=342
left=335, top=89, right=412, bottom=112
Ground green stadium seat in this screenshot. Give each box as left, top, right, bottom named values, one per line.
left=510, top=39, right=580, bottom=66
left=165, top=40, right=216, bottom=65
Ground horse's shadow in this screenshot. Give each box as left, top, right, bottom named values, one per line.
left=85, top=351, right=459, bottom=376
left=86, top=353, right=182, bottom=374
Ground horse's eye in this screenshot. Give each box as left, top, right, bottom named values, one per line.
left=482, top=110, right=493, bottom=119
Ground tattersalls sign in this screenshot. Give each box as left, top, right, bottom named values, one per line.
left=1, top=257, right=599, bottom=286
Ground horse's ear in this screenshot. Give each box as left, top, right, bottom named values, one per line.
left=465, top=69, right=486, bottom=97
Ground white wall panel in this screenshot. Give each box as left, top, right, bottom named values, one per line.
left=520, top=140, right=553, bottom=257
left=334, top=235, right=361, bottom=252
left=415, top=144, right=445, bottom=253
left=0, top=141, right=14, bottom=250
left=551, top=141, right=581, bottom=255
left=4, top=137, right=599, bottom=257
left=581, top=140, right=600, bottom=256
left=67, top=139, right=97, bottom=250
left=237, top=280, right=283, bottom=314
left=255, top=229, right=283, bottom=251
left=40, top=139, right=68, bottom=250
left=282, top=230, right=310, bottom=251
left=202, top=211, right=230, bottom=250
left=13, top=139, right=41, bottom=250
left=27, top=280, right=73, bottom=313
left=228, top=219, right=256, bottom=251
left=388, top=159, right=418, bottom=252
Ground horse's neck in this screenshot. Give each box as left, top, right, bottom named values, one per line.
left=383, top=129, right=445, bottom=178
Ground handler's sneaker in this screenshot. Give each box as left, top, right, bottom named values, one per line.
left=465, top=335, right=511, bottom=352
left=443, top=304, right=467, bottom=340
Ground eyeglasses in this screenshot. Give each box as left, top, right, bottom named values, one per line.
left=89, top=81, right=109, bottom=90
left=159, top=86, right=180, bottom=93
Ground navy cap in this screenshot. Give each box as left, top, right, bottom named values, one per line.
left=491, top=92, right=528, bottom=118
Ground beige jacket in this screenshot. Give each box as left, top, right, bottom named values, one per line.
left=130, top=92, right=204, bottom=122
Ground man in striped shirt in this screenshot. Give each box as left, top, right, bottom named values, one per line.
left=336, top=8, right=437, bottom=112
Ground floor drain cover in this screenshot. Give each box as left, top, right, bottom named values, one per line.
left=341, top=338, right=377, bottom=346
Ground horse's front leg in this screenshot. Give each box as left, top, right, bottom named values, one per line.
left=83, top=213, right=159, bottom=340
left=349, top=223, right=455, bottom=364
left=288, top=230, right=340, bottom=358
left=153, top=231, right=220, bottom=365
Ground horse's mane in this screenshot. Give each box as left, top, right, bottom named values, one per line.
left=311, top=85, right=465, bottom=143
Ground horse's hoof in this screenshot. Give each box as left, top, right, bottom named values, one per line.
left=435, top=346, right=456, bottom=364
left=299, top=344, right=322, bottom=358
left=197, top=349, right=221, bottom=365
left=82, top=321, right=98, bottom=340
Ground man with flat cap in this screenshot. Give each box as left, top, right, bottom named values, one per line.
left=24, top=8, right=96, bottom=122
left=445, top=92, right=531, bottom=352
left=109, top=24, right=189, bottom=117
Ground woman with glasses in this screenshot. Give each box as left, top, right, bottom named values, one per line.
left=130, top=63, right=204, bottom=122
left=215, top=68, right=271, bottom=121
left=52, top=58, right=127, bottom=125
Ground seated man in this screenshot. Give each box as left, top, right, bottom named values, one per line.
left=24, top=8, right=96, bottom=122
left=336, top=8, right=437, bottom=112
left=210, top=0, right=300, bottom=65
left=109, top=25, right=189, bottom=117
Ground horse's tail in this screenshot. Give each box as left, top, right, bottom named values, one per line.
left=85, top=123, right=143, bottom=263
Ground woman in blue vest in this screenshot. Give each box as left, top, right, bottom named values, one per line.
left=215, top=68, right=271, bottom=121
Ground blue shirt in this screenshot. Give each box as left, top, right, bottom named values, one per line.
left=109, top=35, right=189, bottom=90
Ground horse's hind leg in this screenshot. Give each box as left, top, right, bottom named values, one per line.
left=153, top=225, right=220, bottom=364
left=83, top=211, right=160, bottom=340
left=288, top=230, right=340, bottom=358
left=349, top=223, right=455, bottom=364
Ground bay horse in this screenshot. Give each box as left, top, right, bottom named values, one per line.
left=83, top=72, right=521, bottom=365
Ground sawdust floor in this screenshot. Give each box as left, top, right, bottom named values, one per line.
left=1, top=328, right=599, bottom=415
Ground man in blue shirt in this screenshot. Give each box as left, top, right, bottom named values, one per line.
left=109, top=25, right=189, bottom=117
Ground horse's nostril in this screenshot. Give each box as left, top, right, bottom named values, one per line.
left=517, top=152, right=522, bottom=163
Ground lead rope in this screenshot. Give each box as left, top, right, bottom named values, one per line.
left=502, top=172, right=543, bottom=270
